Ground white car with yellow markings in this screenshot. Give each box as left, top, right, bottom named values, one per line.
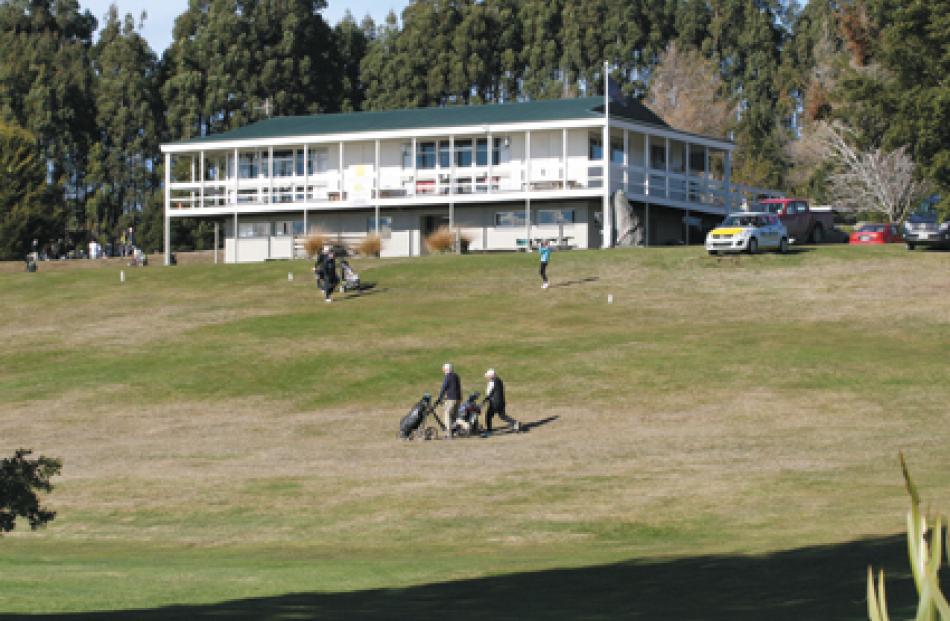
left=706, top=212, right=789, bottom=255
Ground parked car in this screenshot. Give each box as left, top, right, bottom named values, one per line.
left=849, top=223, right=903, bottom=245
left=753, top=198, right=835, bottom=244
left=904, top=213, right=950, bottom=250
left=706, top=212, right=789, bottom=255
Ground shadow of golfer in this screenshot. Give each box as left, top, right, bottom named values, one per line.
left=483, top=415, right=559, bottom=436
left=549, top=277, right=599, bottom=288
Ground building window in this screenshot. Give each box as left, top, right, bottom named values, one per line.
left=273, top=151, right=294, bottom=177
left=536, top=209, right=575, bottom=225
left=611, top=138, right=624, bottom=164
left=309, top=147, right=329, bottom=174
left=417, top=142, right=436, bottom=169
left=239, top=152, right=260, bottom=178
left=650, top=142, right=667, bottom=170
left=455, top=139, right=473, bottom=167
left=238, top=222, right=270, bottom=238
left=492, top=137, right=510, bottom=165
left=401, top=143, right=412, bottom=168
left=439, top=140, right=450, bottom=168
left=689, top=144, right=705, bottom=175
left=274, top=220, right=303, bottom=236
left=495, top=211, right=527, bottom=227
left=367, top=216, right=392, bottom=239
left=476, top=138, right=488, bottom=166
left=589, top=134, right=603, bottom=160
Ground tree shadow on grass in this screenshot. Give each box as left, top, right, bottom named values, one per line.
left=8, top=534, right=940, bottom=621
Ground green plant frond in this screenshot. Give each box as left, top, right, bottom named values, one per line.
left=869, top=567, right=884, bottom=621
left=928, top=577, right=950, bottom=621
left=914, top=581, right=935, bottom=621
left=902, top=451, right=922, bottom=508
left=877, top=569, right=891, bottom=621
left=909, top=511, right=926, bottom=592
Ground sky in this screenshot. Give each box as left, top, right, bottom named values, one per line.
left=80, top=1, right=411, bottom=55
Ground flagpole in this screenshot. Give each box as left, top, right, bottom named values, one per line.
left=602, top=60, right=612, bottom=249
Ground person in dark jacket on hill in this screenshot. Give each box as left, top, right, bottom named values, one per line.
left=482, top=368, right=521, bottom=433
left=436, top=362, right=461, bottom=437
left=319, top=251, right=338, bottom=303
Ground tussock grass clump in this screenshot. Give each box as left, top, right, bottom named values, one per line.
left=358, top=234, right=382, bottom=257
left=425, top=226, right=454, bottom=253
left=303, top=232, right=328, bottom=258
left=425, top=227, right=470, bottom=253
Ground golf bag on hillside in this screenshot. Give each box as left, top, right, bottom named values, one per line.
left=339, top=259, right=361, bottom=292
left=452, top=392, right=482, bottom=437
left=399, top=393, right=440, bottom=440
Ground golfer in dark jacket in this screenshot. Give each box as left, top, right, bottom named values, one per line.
left=482, top=368, right=521, bottom=433
left=319, top=251, right=338, bottom=303
left=436, top=362, right=461, bottom=436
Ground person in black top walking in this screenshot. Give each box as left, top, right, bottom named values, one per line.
left=435, top=362, right=461, bottom=437
left=319, top=250, right=338, bottom=303
left=482, top=368, right=521, bottom=433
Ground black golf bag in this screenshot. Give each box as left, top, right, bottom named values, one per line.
left=452, top=392, right=482, bottom=437
left=399, top=394, right=433, bottom=439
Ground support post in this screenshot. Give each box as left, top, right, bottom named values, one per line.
left=374, top=139, right=381, bottom=238
left=233, top=148, right=239, bottom=205
left=339, top=141, right=345, bottom=199
left=623, top=129, right=629, bottom=194
left=487, top=132, right=493, bottom=194
left=214, top=221, right=219, bottom=264
left=524, top=198, right=531, bottom=250
left=234, top=212, right=239, bottom=264
left=665, top=137, right=671, bottom=200
left=524, top=130, right=531, bottom=191
left=685, top=209, right=690, bottom=245
left=163, top=152, right=171, bottom=265
left=412, top=136, right=417, bottom=196
left=199, top=150, right=205, bottom=209
left=602, top=121, right=611, bottom=248
left=562, top=127, right=568, bottom=189
left=303, top=144, right=309, bottom=201
left=449, top=135, right=455, bottom=196
left=645, top=203, right=650, bottom=247
left=268, top=146, right=274, bottom=204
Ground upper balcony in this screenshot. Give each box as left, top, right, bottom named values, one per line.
left=166, top=128, right=737, bottom=214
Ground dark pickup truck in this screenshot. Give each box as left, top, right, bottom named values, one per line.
left=753, top=198, right=835, bottom=244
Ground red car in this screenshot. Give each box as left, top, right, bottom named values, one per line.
left=849, top=223, right=903, bottom=244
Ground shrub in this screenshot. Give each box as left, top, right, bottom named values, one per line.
left=358, top=234, right=382, bottom=257
left=425, top=226, right=454, bottom=253
left=303, top=232, right=328, bottom=258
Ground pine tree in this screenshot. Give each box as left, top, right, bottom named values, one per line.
left=87, top=6, right=161, bottom=246
left=0, top=122, right=62, bottom=260
left=0, top=0, right=96, bottom=234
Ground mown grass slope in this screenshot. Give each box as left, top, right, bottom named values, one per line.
left=1, top=245, right=948, bottom=619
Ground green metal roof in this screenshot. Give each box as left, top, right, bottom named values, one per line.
left=181, top=96, right=672, bottom=145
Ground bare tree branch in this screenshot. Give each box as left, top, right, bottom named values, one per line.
left=810, top=122, right=928, bottom=222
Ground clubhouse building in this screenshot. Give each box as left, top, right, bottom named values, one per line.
left=160, top=96, right=753, bottom=263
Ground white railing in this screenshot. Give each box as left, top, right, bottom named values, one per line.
left=170, top=160, right=768, bottom=212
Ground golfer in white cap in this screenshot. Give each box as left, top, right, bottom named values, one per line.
left=482, top=368, right=521, bottom=433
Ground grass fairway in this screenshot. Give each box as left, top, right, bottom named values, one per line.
left=1, top=245, right=949, bottom=619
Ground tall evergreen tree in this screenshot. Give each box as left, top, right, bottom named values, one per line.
left=0, top=0, right=96, bottom=233
left=0, top=121, right=61, bottom=260
left=87, top=6, right=161, bottom=245
left=335, top=12, right=373, bottom=111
